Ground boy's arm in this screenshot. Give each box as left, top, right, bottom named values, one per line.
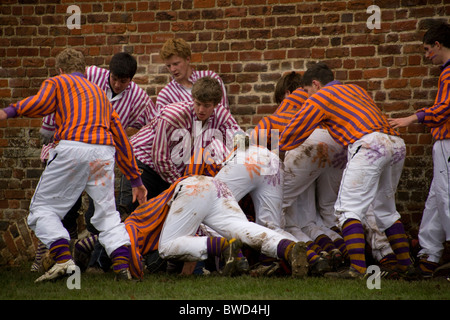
left=280, top=101, right=323, bottom=151
left=1, top=79, right=57, bottom=120
left=388, top=114, right=419, bottom=129
left=109, top=109, right=147, bottom=204
left=151, top=119, right=184, bottom=184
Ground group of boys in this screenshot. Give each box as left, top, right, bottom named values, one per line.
left=1, top=22, right=449, bottom=283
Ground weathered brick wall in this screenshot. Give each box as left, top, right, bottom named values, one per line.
left=0, top=0, right=449, bottom=266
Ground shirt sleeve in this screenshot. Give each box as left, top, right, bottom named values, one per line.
left=109, top=108, right=143, bottom=187
left=6, top=79, right=57, bottom=119
left=416, top=70, right=450, bottom=127
left=151, top=119, right=184, bottom=184
left=280, top=100, right=325, bottom=151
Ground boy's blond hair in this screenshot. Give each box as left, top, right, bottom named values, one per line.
left=159, top=38, right=192, bottom=61
left=55, top=49, right=85, bottom=74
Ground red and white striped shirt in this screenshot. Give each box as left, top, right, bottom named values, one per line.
left=156, top=69, right=229, bottom=110
left=131, top=100, right=241, bottom=184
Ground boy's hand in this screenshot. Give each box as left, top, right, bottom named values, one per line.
left=132, top=185, right=148, bottom=206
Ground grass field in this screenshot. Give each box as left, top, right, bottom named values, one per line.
left=1, top=264, right=448, bottom=318
left=1, top=264, right=449, bottom=301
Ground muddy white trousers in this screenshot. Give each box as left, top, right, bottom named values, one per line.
left=214, top=146, right=291, bottom=236
left=282, top=129, right=346, bottom=242
left=27, top=140, right=130, bottom=256
left=418, top=139, right=450, bottom=263
left=158, top=176, right=296, bottom=261
left=335, top=132, right=405, bottom=232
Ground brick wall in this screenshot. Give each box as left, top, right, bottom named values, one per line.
left=0, top=0, right=449, bottom=265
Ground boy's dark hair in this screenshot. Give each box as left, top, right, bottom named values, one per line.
left=192, top=76, right=223, bottom=105
left=423, top=21, right=450, bottom=48
left=302, top=62, right=334, bottom=87
left=109, top=52, right=137, bottom=79
left=274, top=71, right=303, bottom=104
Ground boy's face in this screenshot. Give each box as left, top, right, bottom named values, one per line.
left=109, top=73, right=131, bottom=95
left=424, top=41, right=445, bottom=65
left=193, top=99, right=216, bottom=122
left=164, top=55, right=191, bottom=84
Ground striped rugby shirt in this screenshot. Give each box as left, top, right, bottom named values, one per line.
left=130, top=100, right=241, bottom=184
left=416, top=59, right=450, bottom=140
left=4, top=72, right=142, bottom=186
left=41, top=65, right=158, bottom=133
left=156, top=69, right=229, bottom=110
left=252, top=88, right=309, bottom=147
left=280, top=80, right=399, bottom=151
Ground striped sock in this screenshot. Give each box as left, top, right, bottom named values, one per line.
left=276, top=239, right=295, bottom=261
left=207, top=237, right=229, bottom=256
left=31, top=241, right=48, bottom=271
left=110, top=245, right=130, bottom=272
left=75, top=234, right=99, bottom=254
left=342, top=219, right=366, bottom=274
left=306, top=240, right=322, bottom=255
left=49, top=239, right=72, bottom=264
left=306, top=241, right=321, bottom=264
left=418, top=258, right=439, bottom=277
left=384, top=220, right=412, bottom=271
left=333, top=237, right=348, bottom=259
left=315, top=234, right=337, bottom=253
left=379, top=253, right=397, bottom=268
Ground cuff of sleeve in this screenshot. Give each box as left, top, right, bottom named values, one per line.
left=130, top=176, right=143, bottom=188
left=416, top=111, right=425, bottom=123
left=4, top=106, right=17, bottom=118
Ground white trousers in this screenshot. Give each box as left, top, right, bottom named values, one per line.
left=215, top=146, right=292, bottom=237
left=282, top=129, right=346, bottom=242
left=28, top=141, right=130, bottom=256
left=158, top=176, right=296, bottom=261
left=335, top=132, right=405, bottom=232
left=418, top=139, right=450, bottom=263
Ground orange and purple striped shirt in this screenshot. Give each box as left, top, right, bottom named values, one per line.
left=416, top=59, right=450, bottom=140
left=4, top=72, right=142, bottom=186
left=251, top=88, right=308, bottom=148
left=280, top=80, right=398, bottom=151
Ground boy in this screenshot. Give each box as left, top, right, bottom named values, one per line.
left=156, top=38, right=229, bottom=110
left=0, top=49, right=147, bottom=282
left=388, top=22, right=450, bottom=278
left=128, top=77, right=240, bottom=209
left=280, top=62, right=416, bottom=279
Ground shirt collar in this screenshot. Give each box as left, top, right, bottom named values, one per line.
left=71, top=72, right=86, bottom=78
left=324, top=80, right=342, bottom=87
left=441, top=59, right=450, bottom=71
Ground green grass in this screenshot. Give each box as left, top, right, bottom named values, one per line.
left=1, top=264, right=449, bottom=301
